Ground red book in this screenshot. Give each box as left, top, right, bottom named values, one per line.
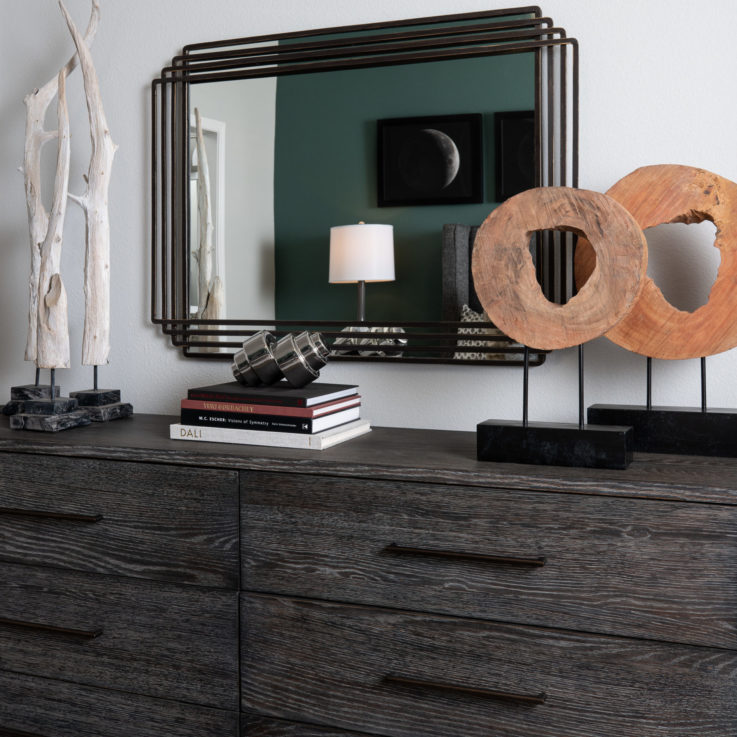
left=181, top=395, right=361, bottom=419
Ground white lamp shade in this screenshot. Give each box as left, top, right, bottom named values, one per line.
left=329, top=223, right=395, bottom=283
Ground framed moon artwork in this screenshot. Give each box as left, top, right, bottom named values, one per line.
left=377, top=114, right=483, bottom=206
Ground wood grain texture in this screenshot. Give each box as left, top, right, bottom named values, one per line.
left=472, top=186, right=646, bottom=350
left=241, top=593, right=737, bottom=737
left=242, top=471, right=737, bottom=649
left=3, top=415, right=737, bottom=507
left=574, top=164, right=737, bottom=358
left=0, top=670, right=239, bottom=737
left=0, top=415, right=736, bottom=734
left=0, top=562, right=237, bottom=708
left=242, top=713, right=376, bottom=736
left=0, top=451, right=238, bottom=588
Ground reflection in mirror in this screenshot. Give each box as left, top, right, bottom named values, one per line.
left=152, top=9, right=579, bottom=363
left=190, top=82, right=277, bottom=321
left=189, top=112, right=224, bottom=315
left=188, top=51, right=534, bottom=325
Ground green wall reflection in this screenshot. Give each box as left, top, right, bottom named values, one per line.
left=273, top=52, right=535, bottom=322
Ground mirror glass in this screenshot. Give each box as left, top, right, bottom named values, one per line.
left=187, top=51, right=535, bottom=324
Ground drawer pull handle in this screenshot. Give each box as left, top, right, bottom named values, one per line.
left=0, top=617, right=103, bottom=640
left=0, top=728, right=50, bottom=737
left=0, top=507, right=103, bottom=523
left=384, top=674, right=546, bottom=705
left=385, top=543, right=546, bottom=567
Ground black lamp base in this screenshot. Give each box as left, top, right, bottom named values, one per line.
left=477, top=419, right=634, bottom=469
left=588, top=404, right=737, bottom=457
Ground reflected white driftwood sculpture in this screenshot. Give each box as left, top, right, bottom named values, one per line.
left=194, top=108, right=214, bottom=317
left=193, top=108, right=224, bottom=323
left=22, top=1, right=99, bottom=366
left=193, top=108, right=223, bottom=353
left=61, top=0, right=117, bottom=367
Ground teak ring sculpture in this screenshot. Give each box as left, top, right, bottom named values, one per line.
left=472, top=187, right=647, bottom=351
left=575, top=165, right=737, bottom=359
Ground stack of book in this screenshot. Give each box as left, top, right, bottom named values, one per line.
left=170, top=380, right=371, bottom=449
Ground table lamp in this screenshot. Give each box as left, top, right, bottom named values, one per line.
left=329, top=222, right=395, bottom=321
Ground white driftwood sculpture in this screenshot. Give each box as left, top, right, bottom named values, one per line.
left=61, top=0, right=117, bottom=367
left=22, top=1, right=99, bottom=363
left=36, top=69, right=71, bottom=368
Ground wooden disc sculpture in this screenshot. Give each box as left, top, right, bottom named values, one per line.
left=472, top=187, right=648, bottom=351
left=574, top=165, right=737, bottom=359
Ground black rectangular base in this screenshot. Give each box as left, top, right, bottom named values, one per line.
left=9, top=409, right=91, bottom=432
left=85, top=402, right=134, bottom=422
left=588, top=404, right=737, bottom=457
left=10, top=384, right=60, bottom=401
left=70, top=389, right=122, bottom=407
left=17, top=397, right=79, bottom=415
left=3, top=397, right=78, bottom=417
left=477, top=420, right=634, bottom=469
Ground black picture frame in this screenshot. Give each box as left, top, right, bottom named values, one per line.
left=377, top=113, right=483, bottom=207
left=495, top=110, right=535, bottom=202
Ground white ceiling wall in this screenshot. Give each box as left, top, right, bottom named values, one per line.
left=1, top=0, right=735, bottom=430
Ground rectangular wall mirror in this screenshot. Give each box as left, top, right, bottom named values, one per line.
left=152, top=7, right=578, bottom=365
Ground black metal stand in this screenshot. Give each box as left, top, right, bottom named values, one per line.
left=477, top=344, right=634, bottom=469
left=70, top=365, right=133, bottom=422
left=588, top=356, right=737, bottom=457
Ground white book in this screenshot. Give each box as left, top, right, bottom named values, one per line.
left=170, top=418, right=371, bottom=450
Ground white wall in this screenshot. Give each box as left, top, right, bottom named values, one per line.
left=1, top=0, right=736, bottom=431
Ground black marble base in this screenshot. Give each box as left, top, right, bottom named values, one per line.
left=17, top=397, right=79, bottom=415
left=85, top=402, right=133, bottom=422
left=5, top=383, right=132, bottom=429
left=477, top=419, right=634, bottom=469
left=70, top=389, right=121, bottom=407
left=10, top=384, right=60, bottom=401
left=2, top=400, right=24, bottom=416
left=9, top=409, right=91, bottom=432
left=5, top=385, right=65, bottom=416
left=588, top=404, right=737, bottom=457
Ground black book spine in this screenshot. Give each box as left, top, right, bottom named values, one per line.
left=187, top=391, right=306, bottom=407
left=181, top=408, right=316, bottom=433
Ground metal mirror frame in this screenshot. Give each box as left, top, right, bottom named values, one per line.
left=151, top=6, right=578, bottom=365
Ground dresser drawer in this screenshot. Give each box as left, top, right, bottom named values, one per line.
left=0, top=452, right=238, bottom=587
left=242, top=471, right=737, bottom=649
left=0, top=562, right=238, bottom=709
left=243, top=713, right=376, bottom=736
left=242, top=593, right=737, bottom=737
left=0, top=669, right=239, bottom=737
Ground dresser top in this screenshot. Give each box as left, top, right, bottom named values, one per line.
left=0, top=414, right=736, bottom=505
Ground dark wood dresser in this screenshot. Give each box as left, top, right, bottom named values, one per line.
left=0, top=414, right=735, bottom=736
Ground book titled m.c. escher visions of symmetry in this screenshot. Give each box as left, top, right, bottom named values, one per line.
left=171, top=381, right=370, bottom=450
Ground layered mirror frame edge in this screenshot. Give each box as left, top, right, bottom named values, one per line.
left=151, top=6, right=579, bottom=365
